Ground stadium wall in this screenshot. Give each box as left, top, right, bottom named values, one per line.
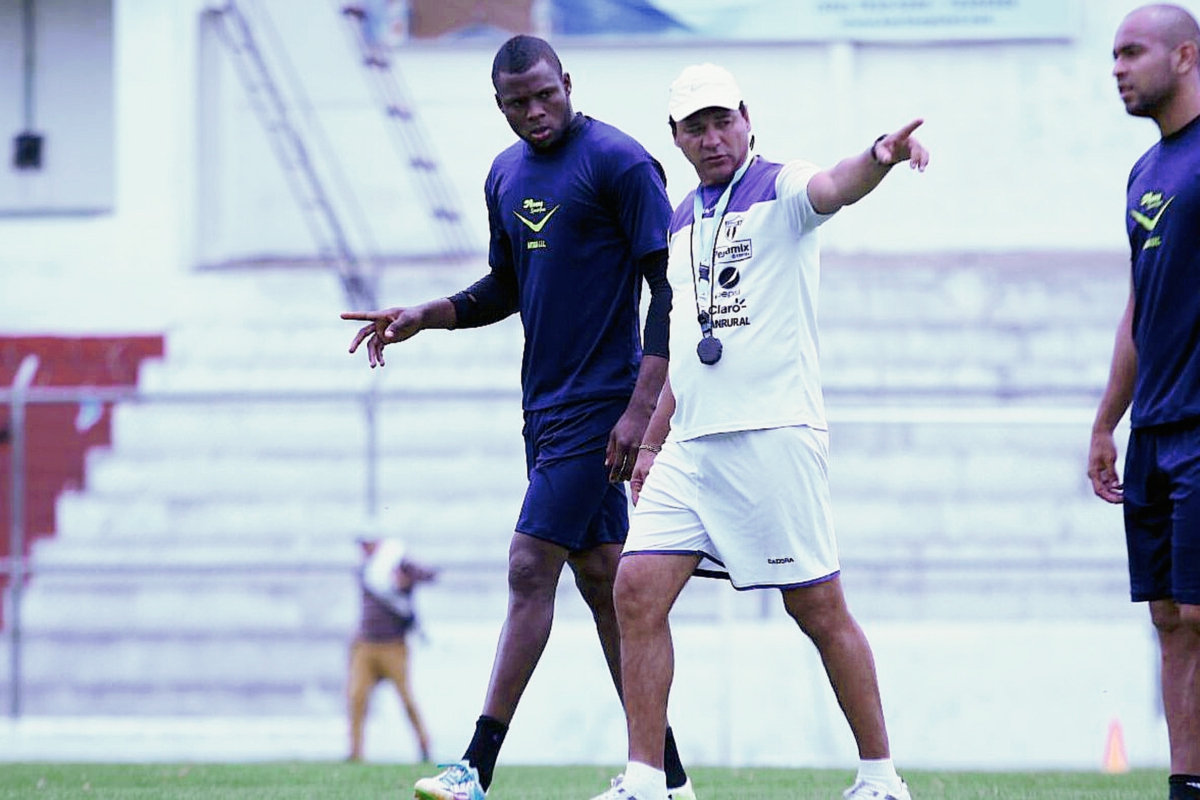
left=0, top=0, right=1192, bottom=334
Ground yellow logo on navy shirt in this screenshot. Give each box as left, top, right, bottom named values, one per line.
left=1130, top=191, right=1173, bottom=250
left=514, top=198, right=561, bottom=246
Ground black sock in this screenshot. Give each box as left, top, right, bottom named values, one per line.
left=1170, top=774, right=1200, bottom=799
left=664, top=726, right=688, bottom=790
left=463, top=715, right=508, bottom=791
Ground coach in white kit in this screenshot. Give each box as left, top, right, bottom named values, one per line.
left=593, top=64, right=929, bottom=800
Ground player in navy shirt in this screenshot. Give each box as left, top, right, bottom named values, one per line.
left=1089, top=6, right=1200, bottom=798
left=343, top=35, right=694, bottom=800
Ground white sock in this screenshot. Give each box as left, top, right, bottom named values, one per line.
left=857, top=757, right=901, bottom=788
left=623, top=760, right=667, bottom=800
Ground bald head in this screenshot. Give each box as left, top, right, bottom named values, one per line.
left=1114, top=3, right=1200, bottom=132
left=1123, top=4, right=1200, bottom=53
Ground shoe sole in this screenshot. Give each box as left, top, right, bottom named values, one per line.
left=414, top=788, right=457, bottom=800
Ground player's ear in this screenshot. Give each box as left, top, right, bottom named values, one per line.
left=562, top=71, right=572, bottom=96
left=1176, top=40, right=1199, bottom=75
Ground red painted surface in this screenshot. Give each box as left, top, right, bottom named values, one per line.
left=0, top=336, right=165, bottom=625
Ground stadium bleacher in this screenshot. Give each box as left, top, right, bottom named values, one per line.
left=1, top=250, right=1159, bottom=768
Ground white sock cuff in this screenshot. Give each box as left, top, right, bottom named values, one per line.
left=857, top=757, right=900, bottom=786
left=624, top=761, right=667, bottom=799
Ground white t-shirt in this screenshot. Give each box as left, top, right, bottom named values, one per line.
left=665, top=156, right=833, bottom=441
left=363, top=538, right=412, bottom=617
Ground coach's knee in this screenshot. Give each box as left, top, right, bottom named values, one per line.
left=613, top=559, right=666, bottom=627
left=782, top=579, right=853, bottom=643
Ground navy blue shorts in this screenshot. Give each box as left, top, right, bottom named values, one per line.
left=1123, top=419, right=1200, bottom=606
left=516, top=398, right=629, bottom=553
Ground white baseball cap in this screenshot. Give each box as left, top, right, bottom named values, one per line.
left=668, top=63, right=743, bottom=123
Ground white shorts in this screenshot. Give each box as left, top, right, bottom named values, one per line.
left=626, top=425, right=840, bottom=590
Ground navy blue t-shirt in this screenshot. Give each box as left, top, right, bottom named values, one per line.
left=1126, top=114, right=1200, bottom=429
left=482, top=115, right=671, bottom=411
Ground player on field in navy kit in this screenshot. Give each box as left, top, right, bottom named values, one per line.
left=1089, top=6, right=1200, bottom=799
left=342, top=35, right=695, bottom=800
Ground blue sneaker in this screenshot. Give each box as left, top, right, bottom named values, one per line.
left=414, top=761, right=486, bottom=800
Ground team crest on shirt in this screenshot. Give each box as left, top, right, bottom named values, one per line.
left=1130, top=190, right=1173, bottom=251
left=514, top=197, right=561, bottom=250
left=723, top=214, right=744, bottom=240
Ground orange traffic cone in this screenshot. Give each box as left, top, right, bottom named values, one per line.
left=1103, top=717, right=1129, bottom=774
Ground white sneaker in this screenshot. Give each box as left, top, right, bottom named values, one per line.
left=843, top=778, right=912, bottom=800
left=414, top=761, right=486, bottom=800
left=593, top=773, right=677, bottom=800
left=668, top=777, right=697, bottom=800
left=591, top=774, right=642, bottom=800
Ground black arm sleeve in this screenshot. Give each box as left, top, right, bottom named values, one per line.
left=639, top=248, right=671, bottom=359
left=448, top=271, right=519, bottom=329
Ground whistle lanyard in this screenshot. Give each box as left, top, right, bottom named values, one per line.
left=689, top=155, right=754, bottom=361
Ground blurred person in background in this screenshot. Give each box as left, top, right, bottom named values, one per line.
left=596, top=63, right=928, bottom=800
left=342, top=34, right=695, bottom=800
left=347, top=527, right=437, bottom=764
left=1089, top=5, right=1200, bottom=799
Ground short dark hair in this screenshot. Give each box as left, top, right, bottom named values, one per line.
left=492, top=35, right=563, bottom=88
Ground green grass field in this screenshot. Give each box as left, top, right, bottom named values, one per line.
left=0, top=763, right=1168, bottom=800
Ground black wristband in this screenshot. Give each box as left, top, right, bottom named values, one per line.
left=869, top=134, right=889, bottom=165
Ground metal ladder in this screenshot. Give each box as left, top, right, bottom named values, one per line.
left=338, top=4, right=478, bottom=260
left=206, top=1, right=377, bottom=309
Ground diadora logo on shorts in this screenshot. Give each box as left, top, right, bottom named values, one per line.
left=1130, top=190, right=1173, bottom=251
left=767, top=556, right=795, bottom=565
left=514, top=198, right=561, bottom=249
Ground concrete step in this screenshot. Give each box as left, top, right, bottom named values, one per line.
left=79, top=452, right=526, bottom=501
left=163, top=320, right=523, bottom=369
left=136, top=362, right=522, bottom=393
left=108, top=398, right=524, bottom=456
left=12, top=679, right=346, bottom=716
left=53, top=496, right=518, bottom=544
left=20, top=573, right=354, bottom=633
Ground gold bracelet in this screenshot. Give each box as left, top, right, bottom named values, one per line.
left=638, top=443, right=662, bottom=453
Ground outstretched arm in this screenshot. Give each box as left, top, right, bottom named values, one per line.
left=807, top=119, right=930, bottom=215
left=1088, top=285, right=1136, bottom=504
left=341, top=299, right=457, bottom=369
left=340, top=268, right=519, bottom=368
